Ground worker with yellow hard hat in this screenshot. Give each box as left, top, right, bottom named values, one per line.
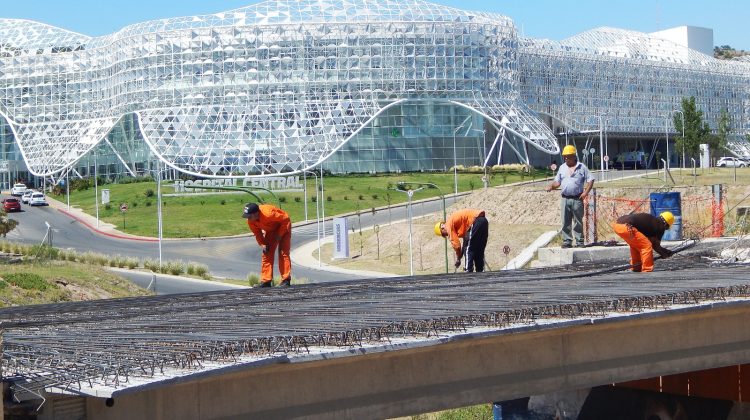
left=545, top=144, right=595, bottom=248
left=611, top=212, right=675, bottom=272
left=434, top=208, right=488, bottom=272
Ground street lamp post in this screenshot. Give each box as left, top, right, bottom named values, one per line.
left=665, top=115, right=670, bottom=170
left=672, top=110, right=685, bottom=168
left=93, top=150, right=99, bottom=228
left=393, top=181, right=449, bottom=274
left=303, top=170, right=322, bottom=267
left=452, top=115, right=472, bottom=196
left=596, top=115, right=606, bottom=174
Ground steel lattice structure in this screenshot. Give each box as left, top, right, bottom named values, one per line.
left=519, top=27, right=750, bottom=142
left=0, top=0, right=557, bottom=178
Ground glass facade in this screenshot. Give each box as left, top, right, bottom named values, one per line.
left=0, top=3, right=747, bottom=181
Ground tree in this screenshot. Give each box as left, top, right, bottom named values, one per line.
left=673, top=96, right=711, bottom=161
left=713, top=107, right=732, bottom=158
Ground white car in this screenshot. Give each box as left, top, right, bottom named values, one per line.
left=717, top=157, right=748, bottom=168
left=29, top=192, right=48, bottom=206
left=21, top=190, right=33, bottom=204
left=10, top=183, right=27, bottom=196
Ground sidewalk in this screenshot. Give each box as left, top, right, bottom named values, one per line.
left=46, top=196, right=159, bottom=242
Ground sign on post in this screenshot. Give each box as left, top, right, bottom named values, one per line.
left=101, top=189, right=110, bottom=204
left=0, top=160, right=8, bottom=173
left=332, top=217, right=350, bottom=259
left=120, top=203, right=128, bottom=213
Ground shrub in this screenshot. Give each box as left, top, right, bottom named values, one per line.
left=327, top=196, right=332, bottom=202
left=278, top=196, right=287, bottom=203
left=0, top=280, right=7, bottom=290
left=358, top=194, right=364, bottom=200
left=294, top=197, right=301, bottom=203
left=220, top=199, right=226, bottom=205
left=187, top=262, right=210, bottom=279
left=247, top=273, right=260, bottom=286
left=344, top=196, right=349, bottom=200
left=311, top=196, right=317, bottom=202
left=125, top=257, right=139, bottom=269
left=4, top=273, right=49, bottom=290
left=145, top=201, right=152, bottom=207
left=165, top=261, right=185, bottom=275
left=104, top=203, right=112, bottom=211
left=131, top=202, right=138, bottom=208
left=143, top=259, right=159, bottom=272
left=144, top=189, right=155, bottom=198
left=371, top=194, right=379, bottom=200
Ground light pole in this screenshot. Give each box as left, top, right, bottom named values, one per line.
left=93, top=149, right=99, bottom=228
left=453, top=115, right=471, bottom=196
left=390, top=182, right=429, bottom=276
left=672, top=109, right=685, bottom=168
left=320, top=166, right=325, bottom=242
left=596, top=115, right=606, bottom=174
left=664, top=115, right=670, bottom=170
left=395, top=181, right=449, bottom=273
left=303, top=170, right=321, bottom=267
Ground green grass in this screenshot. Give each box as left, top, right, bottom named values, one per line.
left=60, top=170, right=552, bottom=238
left=0, top=260, right=151, bottom=306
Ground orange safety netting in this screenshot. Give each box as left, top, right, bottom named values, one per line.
left=586, top=187, right=726, bottom=242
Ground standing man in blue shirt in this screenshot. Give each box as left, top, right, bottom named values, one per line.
left=545, top=145, right=595, bottom=248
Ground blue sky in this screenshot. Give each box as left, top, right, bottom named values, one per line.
left=2, top=0, right=747, bottom=50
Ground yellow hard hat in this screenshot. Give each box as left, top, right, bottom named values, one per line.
left=562, top=145, right=577, bottom=156
left=660, top=211, right=675, bottom=228
left=434, top=222, right=444, bottom=236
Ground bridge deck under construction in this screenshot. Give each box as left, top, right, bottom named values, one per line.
left=2, top=246, right=750, bottom=400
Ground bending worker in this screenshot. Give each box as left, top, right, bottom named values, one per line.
left=435, top=209, right=488, bottom=272
left=546, top=144, right=594, bottom=248
left=242, top=203, right=292, bottom=287
left=612, top=212, right=675, bottom=272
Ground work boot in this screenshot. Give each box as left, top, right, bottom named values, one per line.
left=259, top=281, right=272, bottom=288
left=278, top=278, right=291, bottom=287
left=561, top=243, right=572, bottom=249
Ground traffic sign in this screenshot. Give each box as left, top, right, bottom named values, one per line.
left=120, top=203, right=128, bottom=212
left=550, top=163, right=557, bottom=171
left=589, top=148, right=596, bottom=154
left=503, top=245, right=511, bottom=255
left=603, top=155, right=609, bottom=162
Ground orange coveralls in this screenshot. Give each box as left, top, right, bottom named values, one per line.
left=246, top=205, right=292, bottom=283
left=446, top=209, right=484, bottom=259
left=612, top=222, right=655, bottom=272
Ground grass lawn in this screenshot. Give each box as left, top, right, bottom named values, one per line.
left=0, top=259, right=151, bottom=306
left=60, top=170, right=552, bottom=238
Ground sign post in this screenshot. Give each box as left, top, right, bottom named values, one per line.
left=102, top=189, right=110, bottom=205
left=332, top=217, right=350, bottom=259
left=120, top=203, right=128, bottom=229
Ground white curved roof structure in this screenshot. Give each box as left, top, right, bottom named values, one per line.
left=0, top=0, right=557, bottom=177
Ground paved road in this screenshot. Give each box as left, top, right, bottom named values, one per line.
left=2, top=193, right=461, bottom=288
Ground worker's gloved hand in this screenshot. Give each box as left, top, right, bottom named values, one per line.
left=454, top=259, right=461, bottom=268
left=661, top=249, right=674, bottom=258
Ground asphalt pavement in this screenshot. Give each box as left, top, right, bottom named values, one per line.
left=1, top=190, right=462, bottom=292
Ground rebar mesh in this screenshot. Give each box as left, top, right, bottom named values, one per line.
left=1, top=252, right=749, bottom=400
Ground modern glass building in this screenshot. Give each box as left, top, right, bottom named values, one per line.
left=0, top=0, right=748, bottom=186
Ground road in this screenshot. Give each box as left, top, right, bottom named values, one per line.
left=2, top=193, right=461, bottom=289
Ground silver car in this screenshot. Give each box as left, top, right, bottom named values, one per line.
left=717, top=157, right=748, bottom=168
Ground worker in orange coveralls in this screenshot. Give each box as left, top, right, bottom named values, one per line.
left=434, top=208, right=488, bottom=272
left=242, top=203, right=292, bottom=287
left=611, top=212, right=675, bottom=272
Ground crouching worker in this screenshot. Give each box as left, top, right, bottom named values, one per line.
left=242, top=203, right=292, bottom=287
left=434, top=209, right=488, bottom=272
left=612, top=212, right=675, bottom=272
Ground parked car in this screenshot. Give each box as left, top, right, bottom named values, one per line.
left=21, top=190, right=33, bottom=204
left=29, top=192, right=48, bottom=206
left=717, top=157, right=748, bottom=168
left=10, top=183, right=27, bottom=196
left=2, top=197, right=21, bottom=212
